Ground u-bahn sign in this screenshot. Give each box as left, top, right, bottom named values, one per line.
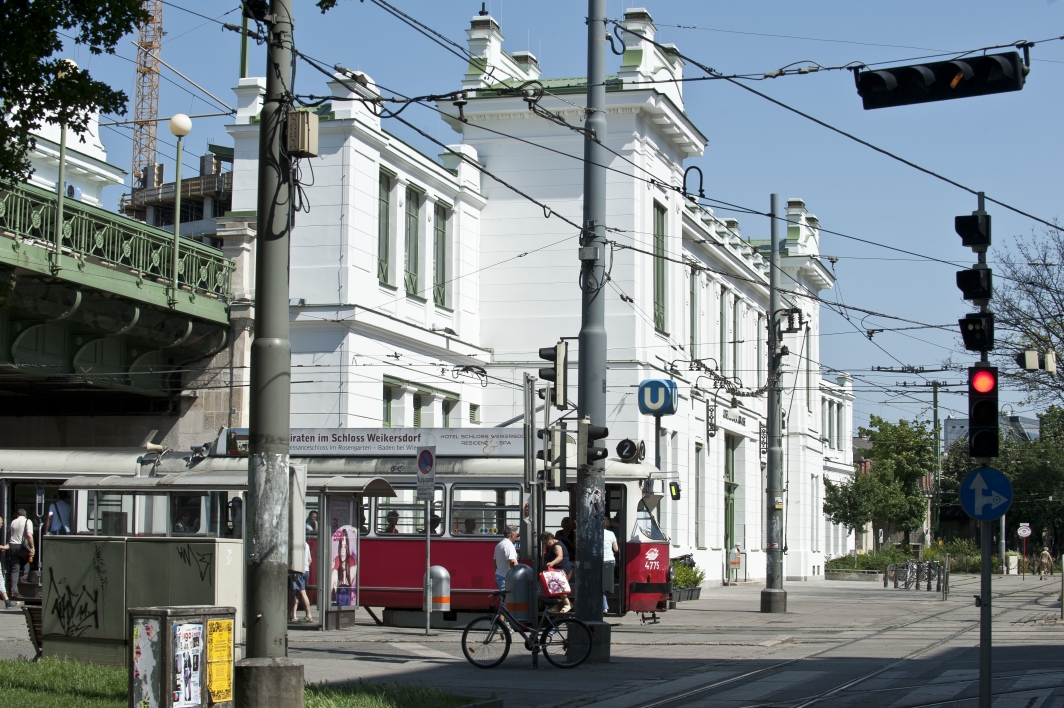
left=637, top=379, right=679, bottom=416
left=217, top=428, right=523, bottom=458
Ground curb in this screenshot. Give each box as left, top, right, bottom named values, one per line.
left=455, top=700, right=503, bottom=708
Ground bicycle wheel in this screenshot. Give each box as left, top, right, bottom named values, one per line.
left=461, top=616, right=511, bottom=668
left=540, top=617, right=592, bottom=669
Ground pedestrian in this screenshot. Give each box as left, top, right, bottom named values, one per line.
left=602, top=518, right=619, bottom=613
left=557, top=517, right=576, bottom=558
left=382, top=510, right=400, bottom=534
left=0, top=515, right=18, bottom=609
left=493, top=526, right=519, bottom=602
left=290, top=540, right=314, bottom=623
left=1039, top=547, right=1053, bottom=580
left=305, top=510, right=319, bottom=535
left=541, top=532, right=573, bottom=613
left=7, top=509, right=34, bottom=599
left=45, top=493, right=72, bottom=535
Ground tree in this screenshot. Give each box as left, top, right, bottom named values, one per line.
left=991, top=223, right=1064, bottom=406
left=0, top=1, right=146, bottom=183
left=828, top=416, right=935, bottom=550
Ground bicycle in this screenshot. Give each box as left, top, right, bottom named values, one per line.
left=461, top=590, right=593, bottom=669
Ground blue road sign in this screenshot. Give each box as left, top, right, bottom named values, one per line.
left=637, top=379, right=678, bottom=416
left=959, top=467, right=1013, bottom=521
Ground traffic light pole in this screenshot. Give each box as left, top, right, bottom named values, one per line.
left=980, top=518, right=992, bottom=708
left=235, top=0, right=304, bottom=703
left=761, top=194, right=786, bottom=613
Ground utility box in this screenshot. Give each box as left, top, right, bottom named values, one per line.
left=286, top=110, right=318, bottom=158
left=42, top=537, right=243, bottom=666
left=129, top=605, right=236, bottom=708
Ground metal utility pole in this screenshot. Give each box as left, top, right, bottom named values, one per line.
left=980, top=518, right=992, bottom=707
left=235, top=0, right=303, bottom=703
left=575, top=0, right=608, bottom=627
left=762, top=194, right=786, bottom=613
left=933, top=381, right=941, bottom=534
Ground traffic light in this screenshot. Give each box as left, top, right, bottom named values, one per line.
left=855, top=51, right=1027, bottom=110
left=537, top=423, right=568, bottom=489
left=243, top=0, right=269, bottom=21
left=1015, top=349, right=1057, bottom=374
left=956, top=266, right=992, bottom=303
left=577, top=416, right=609, bottom=467
left=956, top=213, right=991, bottom=252
left=959, top=312, right=994, bottom=352
left=968, top=366, right=999, bottom=458
left=538, top=341, right=568, bottom=410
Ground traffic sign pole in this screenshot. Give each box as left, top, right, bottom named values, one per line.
left=980, top=519, right=992, bottom=708
left=417, top=446, right=436, bottom=637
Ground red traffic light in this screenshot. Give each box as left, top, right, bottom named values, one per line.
left=972, top=369, right=997, bottom=393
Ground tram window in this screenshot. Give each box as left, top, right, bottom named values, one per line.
left=543, top=489, right=572, bottom=538
left=171, top=494, right=206, bottom=536
left=450, top=486, right=521, bottom=536
left=374, top=487, right=443, bottom=536
left=91, top=493, right=134, bottom=536
left=636, top=501, right=668, bottom=541
left=135, top=494, right=169, bottom=536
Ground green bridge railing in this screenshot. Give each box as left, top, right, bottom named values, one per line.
left=0, top=181, right=233, bottom=306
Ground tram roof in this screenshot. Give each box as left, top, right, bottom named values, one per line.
left=0, top=448, right=659, bottom=488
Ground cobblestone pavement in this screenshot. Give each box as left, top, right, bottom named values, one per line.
left=2, top=574, right=1062, bottom=707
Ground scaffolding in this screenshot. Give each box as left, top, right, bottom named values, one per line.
left=132, top=0, right=163, bottom=190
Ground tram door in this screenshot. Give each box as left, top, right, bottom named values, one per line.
left=543, top=484, right=625, bottom=615
left=7, top=481, right=64, bottom=597
left=322, top=494, right=361, bottom=629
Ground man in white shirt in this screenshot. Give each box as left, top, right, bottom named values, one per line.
left=603, top=518, right=619, bottom=613
left=493, top=526, right=519, bottom=600
left=7, top=509, right=34, bottom=598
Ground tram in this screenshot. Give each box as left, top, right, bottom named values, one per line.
left=0, top=429, right=672, bottom=626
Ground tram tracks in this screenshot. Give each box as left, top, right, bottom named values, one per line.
left=631, top=579, right=1055, bottom=708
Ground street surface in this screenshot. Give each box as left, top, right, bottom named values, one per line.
left=2, top=575, right=1062, bottom=706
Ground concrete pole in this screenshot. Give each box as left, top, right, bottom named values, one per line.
left=762, top=194, right=786, bottom=613
left=53, top=121, right=67, bottom=272
left=240, top=15, right=250, bottom=79
left=575, top=0, right=610, bottom=658
left=235, top=0, right=304, bottom=703
left=980, top=519, right=992, bottom=708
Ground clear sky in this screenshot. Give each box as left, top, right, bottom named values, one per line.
left=66, top=0, right=1064, bottom=431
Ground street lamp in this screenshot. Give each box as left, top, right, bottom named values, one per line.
left=53, top=59, right=77, bottom=273
left=168, top=113, right=192, bottom=306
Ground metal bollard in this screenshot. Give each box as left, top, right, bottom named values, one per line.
left=894, top=564, right=899, bottom=589
left=927, top=563, right=933, bottom=592
left=884, top=565, right=889, bottom=588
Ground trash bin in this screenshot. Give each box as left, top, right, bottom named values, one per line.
left=505, top=564, right=534, bottom=622
left=424, top=565, right=451, bottom=612
left=129, top=605, right=236, bottom=708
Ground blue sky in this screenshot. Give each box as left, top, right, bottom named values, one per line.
left=66, top=0, right=1064, bottom=430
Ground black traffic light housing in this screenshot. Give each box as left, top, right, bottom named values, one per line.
left=959, top=312, right=994, bottom=352
left=968, top=366, right=999, bottom=458
left=956, top=213, right=991, bottom=253
left=669, top=481, right=681, bottom=501
left=538, top=341, right=568, bottom=411
left=956, top=265, right=992, bottom=304
left=538, top=424, right=568, bottom=489
left=243, top=0, right=269, bottom=21
left=577, top=416, right=609, bottom=467
left=855, top=51, right=1027, bottom=110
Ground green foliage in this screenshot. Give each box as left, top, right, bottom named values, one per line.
left=922, top=538, right=979, bottom=563
left=0, top=1, right=147, bottom=183
left=825, top=547, right=910, bottom=571
left=0, top=658, right=126, bottom=707
left=671, top=560, right=706, bottom=588
left=825, top=415, right=933, bottom=542
left=305, top=681, right=475, bottom=708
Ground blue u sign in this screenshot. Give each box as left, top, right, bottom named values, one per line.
left=638, top=379, right=679, bottom=416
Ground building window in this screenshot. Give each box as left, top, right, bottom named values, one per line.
left=689, top=269, right=698, bottom=359
left=694, top=443, right=705, bottom=549
left=378, top=172, right=391, bottom=284
left=653, top=202, right=667, bottom=333
left=413, top=393, right=423, bottom=427
left=805, top=326, right=813, bottom=411
left=733, top=299, right=741, bottom=386
left=719, top=289, right=728, bottom=377
left=469, top=403, right=480, bottom=424
left=405, top=186, right=420, bottom=295
left=757, top=313, right=764, bottom=387
left=442, top=399, right=457, bottom=428
left=382, top=386, right=392, bottom=427
left=829, top=402, right=836, bottom=449
left=433, top=203, right=448, bottom=308
left=822, top=399, right=828, bottom=442
left=836, top=402, right=844, bottom=451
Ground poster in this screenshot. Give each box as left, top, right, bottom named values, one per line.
left=206, top=619, right=233, bottom=703
left=330, top=499, right=351, bottom=535
left=132, top=618, right=161, bottom=708
left=330, top=525, right=358, bottom=608
left=172, top=622, right=202, bottom=707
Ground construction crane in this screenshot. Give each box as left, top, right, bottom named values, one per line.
left=132, top=0, right=163, bottom=191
